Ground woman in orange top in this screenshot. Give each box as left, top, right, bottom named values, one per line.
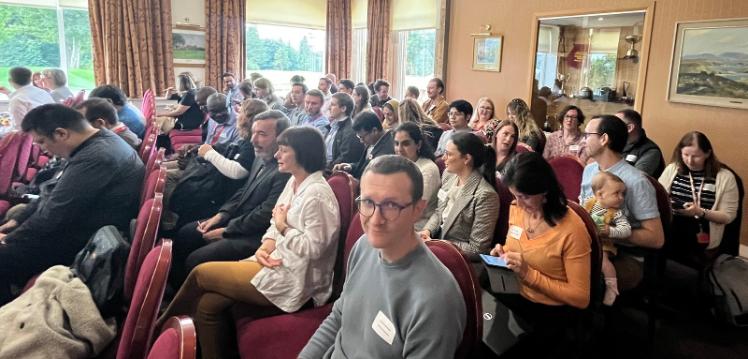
left=488, top=152, right=591, bottom=356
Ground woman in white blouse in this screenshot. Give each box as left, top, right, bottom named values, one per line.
left=393, top=122, right=441, bottom=230
left=159, top=126, right=341, bottom=359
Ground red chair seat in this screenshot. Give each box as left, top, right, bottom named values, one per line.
left=237, top=303, right=333, bottom=358
left=549, top=156, right=584, bottom=202
left=147, top=316, right=196, bottom=359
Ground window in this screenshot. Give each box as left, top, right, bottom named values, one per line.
left=0, top=0, right=94, bottom=98
left=583, top=28, right=620, bottom=90
left=535, top=25, right=559, bottom=89
left=245, top=23, right=325, bottom=95
left=245, top=0, right=326, bottom=95
left=392, top=29, right=436, bottom=100
left=390, top=0, right=439, bottom=100
left=350, top=0, right=368, bottom=85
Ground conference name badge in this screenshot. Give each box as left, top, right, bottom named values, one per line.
left=703, top=183, right=716, bottom=192
left=372, top=311, right=396, bottom=345
left=509, top=225, right=523, bottom=239
left=569, top=145, right=580, bottom=152
left=625, top=154, right=638, bottom=162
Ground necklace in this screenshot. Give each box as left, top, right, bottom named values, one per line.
left=524, top=213, right=545, bottom=234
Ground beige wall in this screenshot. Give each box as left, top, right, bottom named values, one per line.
left=171, top=0, right=206, bottom=86
left=446, top=0, right=748, bottom=245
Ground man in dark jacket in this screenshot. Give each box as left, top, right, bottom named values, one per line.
left=170, top=110, right=291, bottom=285
left=0, top=104, right=144, bottom=304
left=616, top=109, right=665, bottom=177
left=333, top=111, right=395, bottom=179
left=325, top=92, right=365, bottom=170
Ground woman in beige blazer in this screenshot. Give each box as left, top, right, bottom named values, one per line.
left=420, top=132, right=499, bottom=254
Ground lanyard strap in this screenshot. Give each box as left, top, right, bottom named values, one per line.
left=688, top=172, right=705, bottom=207
left=209, top=126, right=225, bottom=145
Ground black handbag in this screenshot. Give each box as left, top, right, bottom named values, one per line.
left=70, top=225, right=130, bottom=318
left=170, top=154, right=245, bottom=225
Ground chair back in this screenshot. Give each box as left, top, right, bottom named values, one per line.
left=720, top=165, right=744, bottom=256
left=0, top=133, right=25, bottom=195
left=567, top=201, right=604, bottom=305
left=147, top=316, right=196, bottom=359
left=14, top=133, right=33, bottom=181
left=117, top=239, right=172, bottom=359
left=72, top=90, right=86, bottom=107
left=141, top=89, right=155, bottom=122
left=146, top=147, right=166, bottom=177
left=436, top=156, right=445, bottom=176
left=515, top=143, right=533, bottom=153
left=327, top=172, right=359, bottom=300
left=645, top=175, right=672, bottom=239
left=124, top=194, right=163, bottom=301
left=139, top=133, right=157, bottom=163
left=426, top=240, right=482, bottom=358
left=472, top=131, right=489, bottom=144
left=549, top=156, right=584, bottom=202
left=140, top=166, right=167, bottom=206
left=493, top=178, right=514, bottom=246
left=537, top=131, right=547, bottom=154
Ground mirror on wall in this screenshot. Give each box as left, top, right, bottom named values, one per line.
left=531, top=11, right=646, bottom=131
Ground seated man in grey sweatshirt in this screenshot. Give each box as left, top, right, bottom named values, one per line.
left=300, top=155, right=466, bottom=358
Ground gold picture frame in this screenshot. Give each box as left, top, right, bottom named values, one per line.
left=667, top=18, right=748, bottom=110
left=472, top=35, right=503, bottom=72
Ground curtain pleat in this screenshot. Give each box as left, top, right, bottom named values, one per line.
left=205, top=0, right=246, bottom=88
left=89, top=0, right=174, bottom=98
left=326, top=0, right=352, bottom=79
left=366, top=0, right=390, bottom=83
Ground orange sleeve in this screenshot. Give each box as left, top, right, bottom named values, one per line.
left=522, top=216, right=592, bottom=309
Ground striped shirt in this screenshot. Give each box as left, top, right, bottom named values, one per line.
left=670, top=170, right=716, bottom=212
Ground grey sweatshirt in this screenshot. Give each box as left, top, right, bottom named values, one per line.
left=299, top=236, right=466, bottom=359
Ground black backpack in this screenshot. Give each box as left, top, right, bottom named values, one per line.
left=70, top=225, right=130, bottom=318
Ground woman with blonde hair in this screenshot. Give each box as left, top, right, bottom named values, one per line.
left=470, top=97, right=500, bottom=141
left=506, top=98, right=544, bottom=152
left=156, top=73, right=204, bottom=132
left=399, top=98, right=442, bottom=149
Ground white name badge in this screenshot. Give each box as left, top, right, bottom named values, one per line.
left=509, top=225, right=523, bottom=239
left=625, top=154, right=638, bottom=162
left=372, top=311, right=396, bottom=345
left=569, top=145, right=580, bottom=152
left=704, top=183, right=716, bottom=192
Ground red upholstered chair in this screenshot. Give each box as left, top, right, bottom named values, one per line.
left=425, top=240, right=482, bottom=358
left=515, top=143, right=533, bottom=153
left=116, top=239, right=173, bottom=359
left=141, top=89, right=155, bottom=123
left=145, top=147, right=166, bottom=178
left=493, top=178, right=514, bottom=246
left=235, top=214, right=365, bottom=359
left=566, top=201, right=603, bottom=305
left=139, top=133, right=157, bottom=163
left=436, top=156, right=445, bottom=176
left=371, top=106, right=384, bottom=121
left=147, top=316, right=197, bottom=359
left=140, top=166, right=167, bottom=206
left=124, top=194, right=164, bottom=301
left=472, top=131, right=489, bottom=144
left=326, top=171, right=359, bottom=298
left=14, top=133, right=33, bottom=182
left=549, top=156, right=584, bottom=202
left=72, top=90, right=86, bottom=107
left=0, top=132, right=25, bottom=196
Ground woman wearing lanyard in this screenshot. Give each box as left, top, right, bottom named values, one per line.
left=659, top=131, right=739, bottom=264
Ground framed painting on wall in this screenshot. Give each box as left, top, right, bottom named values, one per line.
left=668, top=18, right=748, bottom=110
left=172, top=26, right=206, bottom=66
left=472, top=35, right=503, bottom=72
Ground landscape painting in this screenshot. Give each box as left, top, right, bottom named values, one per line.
left=668, top=19, right=748, bottom=109
left=172, top=29, right=206, bottom=65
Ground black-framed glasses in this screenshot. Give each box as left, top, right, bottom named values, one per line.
left=582, top=132, right=603, bottom=140
left=356, top=196, right=415, bottom=221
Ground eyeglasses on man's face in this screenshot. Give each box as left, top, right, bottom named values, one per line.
left=582, top=132, right=603, bottom=140
left=356, top=196, right=415, bottom=221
